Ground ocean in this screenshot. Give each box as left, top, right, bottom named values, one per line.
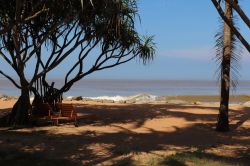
left=1, top=79, right=250, bottom=97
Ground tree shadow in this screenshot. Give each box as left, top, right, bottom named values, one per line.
left=0, top=122, right=249, bottom=165
left=160, top=149, right=250, bottom=166
left=112, top=156, right=136, bottom=166
left=0, top=103, right=249, bottom=165
left=0, top=108, right=11, bottom=127
left=76, top=103, right=243, bottom=129
left=230, top=107, right=250, bottom=130
left=0, top=150, right=81, bottom=166
left=78, top=104, right=218, bottom=123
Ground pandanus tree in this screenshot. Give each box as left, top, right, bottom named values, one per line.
left=212, top=0, right=249, bottom=131
left=0, top=0, right=155, bottom=125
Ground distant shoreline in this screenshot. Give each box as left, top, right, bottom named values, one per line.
left=73, top=94, right=250, bottom=104
left=1, top=94, right=250, bottom=104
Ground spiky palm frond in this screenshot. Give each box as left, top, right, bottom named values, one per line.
left=137, top=35, right=156, bottom=64
left=215, top=15, right=242, bottom=90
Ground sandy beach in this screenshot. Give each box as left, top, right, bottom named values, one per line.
left=1, top=0, right=249, bottom=165
left=0, top=99, right=249, bottom=165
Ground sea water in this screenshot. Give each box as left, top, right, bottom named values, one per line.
left=1, top=79, right=250, bottom=97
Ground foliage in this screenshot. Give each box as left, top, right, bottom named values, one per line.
left=0, top=0, right=155, bottom=94
left=214, top=17, right=242, bottom=89
left=0, top=0, right=155, bottom=125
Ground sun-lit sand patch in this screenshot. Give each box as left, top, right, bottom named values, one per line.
left=139, top=118, right=191, bottom=132
left=206, top=145, right=249, bottom=158
left=0, top=100, right=16, bottom=109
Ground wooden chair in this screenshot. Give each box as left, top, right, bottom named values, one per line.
left=54, top=103, right=78, bottom=126
left=32, top=103, right=58, bottom=124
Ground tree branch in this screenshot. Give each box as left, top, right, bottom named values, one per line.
left=0, top=70, right=21, bottom=89
left=227, top=0, right=250, bottom=28
left=0, top=50, right=13, bottom=67
left=23, top=21, right=62, bottom=63
left=211, top=0, right=250, bottom=52
left=24, top=7, right=49, bottom=22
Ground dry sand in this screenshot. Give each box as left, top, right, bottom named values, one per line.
left=0, top=100, right=249, bottom=165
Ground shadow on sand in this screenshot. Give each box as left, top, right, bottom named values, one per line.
left=0, top=104, right=249, bottom=165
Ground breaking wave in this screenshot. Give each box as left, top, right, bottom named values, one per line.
left=84, top=93, right=157, bottom=102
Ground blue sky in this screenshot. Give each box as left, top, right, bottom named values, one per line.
left=88, top=0, right=250, bottom=80
left=0, top=0, right=249, bottom=81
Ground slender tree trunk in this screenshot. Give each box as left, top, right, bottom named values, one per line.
left=216, top=1, right=232, bottom=132
left=6, top=0, right=31, bottom=126
left=8, top=1, right=33, bottom=126
left=8, top=81, right=31, bottom=126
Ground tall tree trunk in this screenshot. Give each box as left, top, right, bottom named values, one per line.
left=8, top=81, right=31, bottom=126
left=216, top=1, right=232, bottom=132
left=7, top=0, right=31, bottom=126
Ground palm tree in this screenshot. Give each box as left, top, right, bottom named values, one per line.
left=215, top=0, right=241, bottom=131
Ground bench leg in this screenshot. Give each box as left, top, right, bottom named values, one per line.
left=74, top=117, right=78, bottom=127
left=53, top=119, right=59, bottom=126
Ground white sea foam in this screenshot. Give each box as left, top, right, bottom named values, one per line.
left=85, top=95, right=126, bottom=101
left=66, top=96, right=74, bottom=100
left=84, top=93, right=157, bottom=102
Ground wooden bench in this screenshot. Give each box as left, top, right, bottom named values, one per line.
left=32, top=103, right=59, bottom=124
left=54, top=103, right=78, bottom=126
left=32, top=102, right=99, bottom=126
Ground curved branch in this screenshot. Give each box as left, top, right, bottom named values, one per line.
left=211, top=0, right=250, bottom=53
left=0, top=70, right=21, bottom=89
left=0, top=50, right=13, bottom=67
left=227, top=0, right=250, bottom=28
left=58, top=48, right=136, bottom=94
left=23, top=21, right=62, bottom=63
